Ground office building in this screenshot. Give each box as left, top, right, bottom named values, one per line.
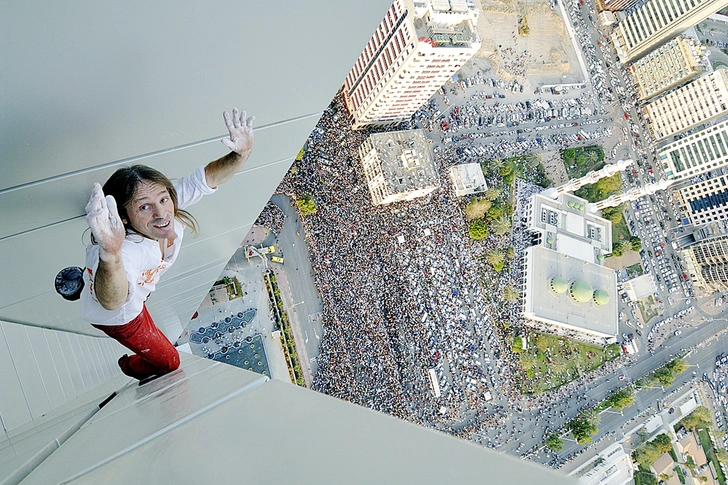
left=628, top=36, right=709, bottom=101
left=569, top=443, right=634, bottom=485
left=643, top=69, right=728, bottom=140
left=683, top=234, right=728, bottom=290
left=358, top=129, right=440, bottom=205
left=676, top=170, right=728, bottom=225
left=611, top=0, right=728, bottom=63
left=344, top=0, right=481, bottom=129
left=658, top=117, right=728, bottom=181
left=596, top=0, right=640, bottom=13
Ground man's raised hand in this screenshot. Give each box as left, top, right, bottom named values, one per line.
left=85, top=183, right=125, bottom=260
left=221, top=108, right=254, bottom=155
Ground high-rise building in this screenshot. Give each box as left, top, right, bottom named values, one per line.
left=610, top=0, right=728, bottom=63
left=596, top=0, right=640, bottom=13
left=344, top=0, right=481, bottom=129
left=658, top=117, right=728, bottom=180
left=358, top=129, right=440, bottom=205
left=643, top=69, right=728, bottom=140
left=628, top=36, right=709, bottom=101
left=676, top=170, right=728, bottom=225
left=683, top=234, right=728, bottom=290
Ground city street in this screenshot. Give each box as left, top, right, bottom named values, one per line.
left=270, top=194, right=324, bottom=378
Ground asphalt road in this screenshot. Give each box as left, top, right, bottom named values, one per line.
left=271, top=194, right=325, bottom=377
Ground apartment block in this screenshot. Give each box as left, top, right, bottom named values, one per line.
left=628, top=36, right=708, bottom=101
left=658, top=117, right=728, bottom=180
left=643, top=69, right=728, bottom=140
left=344, top=0, right=481, bottom=129
left=611, top=0, right=728, bottom=63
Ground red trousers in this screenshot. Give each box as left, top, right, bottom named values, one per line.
left=93, top=304, right=180, bottom=380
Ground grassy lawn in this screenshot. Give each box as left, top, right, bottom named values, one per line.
left=699, top=428, right=727, bottom=485
left=514, top=332, right=621, bottom=394
left=563, top=146, right=605, bottom=179
left=626, top=263, right=645, bottom=278
left=635, top=465, right=658, bottom=485
left=613, top=215, right=631, bottom=244
left=674, top=465, right=686, bottom=484
left=638, top=295, right=660, bottom=323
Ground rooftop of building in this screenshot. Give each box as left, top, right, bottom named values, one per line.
left=449, top=163, right=487, bottom=196
left=571, top=443, right=633, bottom=485
left=529, top=192, right=612, bottom=262
left=624, top=274, right=657, bottom=301
left=523, top=246, right=618, bottom=338
left=361, top=129, right=440, bottom=194
left=410, top=0, right=480, bottom=48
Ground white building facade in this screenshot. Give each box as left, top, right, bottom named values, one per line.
left=643, top=69, right=728, bottom=140
left=628, top=36, right=709, bottom=101
left=611, top=0, right=728, bottom=63
left=658, top=117, right=728, bottom=180
left=344, top=0, right=481, bottom=129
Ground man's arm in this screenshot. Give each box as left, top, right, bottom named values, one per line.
left=205, top=108, right=255, bottom=188
left=85, top=184, right=129, bottom=311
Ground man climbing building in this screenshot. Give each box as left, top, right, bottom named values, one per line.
left=80, top=108, right=254, bottom=380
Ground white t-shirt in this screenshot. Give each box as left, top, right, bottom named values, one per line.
left=80, top=166, right=216, bottom=326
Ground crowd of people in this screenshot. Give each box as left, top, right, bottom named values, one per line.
left=275, top=93, right=515, bottom=426
left=269, top=89, right=629, bottom=463
left=254, top=200, right=286, bottom=234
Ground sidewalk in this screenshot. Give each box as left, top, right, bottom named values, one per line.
left=273, top=266, right=313, bottom=388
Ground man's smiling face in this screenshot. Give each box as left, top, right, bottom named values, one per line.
left=124, top=180, right=176, bottom=241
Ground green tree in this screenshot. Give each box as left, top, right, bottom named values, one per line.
left=468, top=220, right=488, bottom=240
left=630, top=236, right=642, bottom=251
left=503, top=285, right=520, bottom=302
left=545, top=434, right=564, bottom=452
left=491, top=214, right=512, bottom=235
left=485, top=205, right=504, bottom=221
left=601, top=206, right=624, bottom=225
left=569, top=415, right=599, bottom=444
left=665, top=358, right=688, bottom=375
left=580, top=408, right=600, bottom=426
left=499, top=164, right=513, bottom=177
left=586, top=150, right=599, bottom=164
left=606, top=388, right=635, bottom=410
left=512, top=336, right=524, bottom=353
left=505, top=246, right=516, bottom=259
left=654, top=367, right=675, bottom=387
left=487, top=158, right=506, bottom=173
left=296, top=194, right=317, bottom=215
left=563, top=148, right=576, bottom=162
left=485, top=249, right=505, bottom=270
left=483, top=187, right=502, bottom=201
left=652, top=433, right=673, bottom=453
left=634, top=442, right=662, bottom=467
left=715, top=447, right=728, bottom=462
left=679, top=406, right=713, bottom=430
left=465, top=198, right=492, bottom=220
left=611, top=242, right=624, bottom=257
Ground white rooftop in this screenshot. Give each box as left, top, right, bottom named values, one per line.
left=528, top=193, right=612, bottom=261
left=449, top=163, right=487, bottom=197
left=624, top=274, right=657, bottom=301
left=522, top=246, right=619, bottom=339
